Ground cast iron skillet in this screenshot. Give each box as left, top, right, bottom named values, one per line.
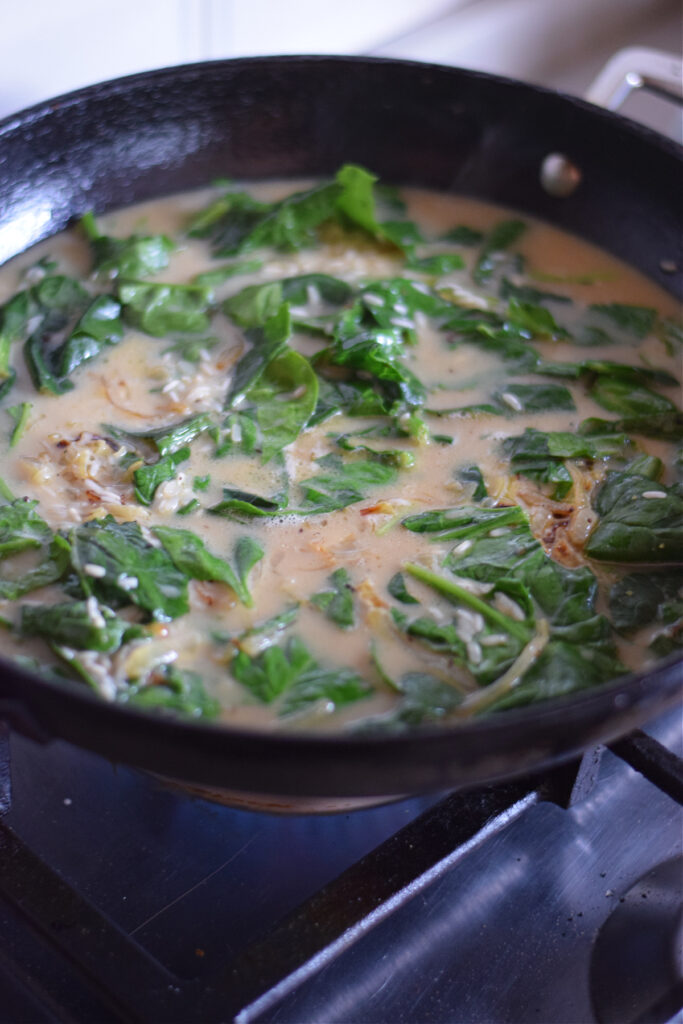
left=0, top=56, right=680, bottom=799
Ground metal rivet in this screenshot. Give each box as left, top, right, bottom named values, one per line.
left=540, top=153, right=582, bottom=198
left=659, top=259, right=678, bottom=274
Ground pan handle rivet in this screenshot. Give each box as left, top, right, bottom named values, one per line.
left=659, top=259, right=678, bottom=274
left=540, top=153, right=582, bottom=197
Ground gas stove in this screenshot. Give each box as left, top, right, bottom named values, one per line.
left=1, top=705, right=681, bottom=1022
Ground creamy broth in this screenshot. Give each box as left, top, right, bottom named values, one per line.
left=0, top=170, right=680, bottom=731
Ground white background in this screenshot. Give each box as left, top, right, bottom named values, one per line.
left=0, top=0, right=680, bottom=134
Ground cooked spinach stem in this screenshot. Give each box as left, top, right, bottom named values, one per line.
left=404, top=563, right=530, bottom=643
left=7, top=402, right=32, bottom=447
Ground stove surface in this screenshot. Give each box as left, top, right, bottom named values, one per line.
left=1, top=703, right=681, bottom=1023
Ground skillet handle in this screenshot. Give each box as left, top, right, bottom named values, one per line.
left=586, top=46, right=683, bottom=112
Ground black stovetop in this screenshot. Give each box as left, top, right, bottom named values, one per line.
left=1, top=705, right=681, bottom=1023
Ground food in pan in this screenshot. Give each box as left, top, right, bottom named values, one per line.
left=0, top=166, right=680, bottom=731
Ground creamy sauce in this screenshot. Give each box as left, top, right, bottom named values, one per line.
left=0, top=177, right=680, bottom=731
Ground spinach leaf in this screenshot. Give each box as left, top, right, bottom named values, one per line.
left=655, top=317, right=683, bottom=354
left=0, top=289, right=42, bottom=397
left=80, top=212, right=174, bottom=279
left=502, top=427, right=632, bottom=499
left=125, top=665, right=220, bottom=719
left=208, top=487, right=286, bottom=521
left=608, top=572, right=682, bottom=632
left=500, top=277, right=571, bottom=305
left=231, top=634, right=371, bottom=715
left=311, top=568, right=355, bottom=628
left=0, top=536, right=70, bottom=600
left=440, top=225, right=484, bottom=246
left=20, top=599, right=127, bottom=653
left=493, top=382, right=576, bottom=413
left=152, top=526, right=263, bottom=606
left=22, top=276, right=92, bottom=394
left=246, top=348, right=319, bottom=462
left=69, top=517, right=189, bottom=620
left=0, top=499, right=71, bottom=599
left=506, top=299, right=569, bottom=340
left=281, top=273, right=353, bottom=307
left=233, top=537, right=265, bottom=604
left=335, top=163, right=382, bottom=235
left=579, top=412, right=683, bottom=442
left=405, top=564, right=531, bottom=643
left=32, top=274, right=89, bottom=314
left=177, top=499, right=199, bottom=515
left=402, top=507, right=621, bottom=698
left=456, top=464, right=487, bottom=500
left=225, top=304, right=291, bottom=407
left=162, top=334, right=219, bottom=364
left=388, top=571, right=419, bottom=604
left=52, top=294, right=124, bottom=378
left=187, top=189, right=271, bottom=254
left=473, top=219, right=526, bottom=284
left=589, top=303, right=657, bottom=338
left=7, top=402, right=32, bottom=447
left=223, top=281, right=284, bottom=327
left=403, top=504, right=527, bottom=542
left=372, top=672, right=463, bottom=728
left=298, top=454, right=397, bottom=514
left=484, top=642, right=626, bottom=712
left=319, top=304, right=425, bottom=410
left=379, top=220, right=424, bottom=254
left=581, top=359, right=679, bottom=389
left=231, top=634, right=315, bottom=703
left=24, top=333, right=73, bottom=396
left=589, top=377, right=677, bottom=417
left=407, top=252, right=465, bottom=274
left=280, top=665, right=372, bottom=717
left=0, top=498, right=53, bottom=557
left=309, top=377, right=394, bottom=424
left=189, top=165, right=395, bottom=259
left=444, top=514, right=542, bottom=582
left=390, top=610, right=464, bottom=659
left=133, top=447, right=190, bottom=505
left=577, top=325, right=615, bottom=347
left=106, top=412, right=213, bottom=458
left=118, top=281, right=211, bottom=335
left=335, top=434, right=415, bottom=470
left=221, top=180, right=341, bottom=256
left=585, top=472, right=683, bottom=563
left=193, top=258, right=264, bottom=290
left=213, top=412, right=260, bottom=457
left=228, top=605, right=300, bottom=648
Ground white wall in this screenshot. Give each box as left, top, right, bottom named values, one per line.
left=0, top=0, right=680, bottom=130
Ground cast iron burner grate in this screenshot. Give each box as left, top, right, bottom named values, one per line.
left=0, top=715, right=681, bottom=1023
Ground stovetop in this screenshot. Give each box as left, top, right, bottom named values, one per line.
left=1, top=702, right=681, bottom=1023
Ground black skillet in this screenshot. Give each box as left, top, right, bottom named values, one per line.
left=0, top=56, right=680, bottom=799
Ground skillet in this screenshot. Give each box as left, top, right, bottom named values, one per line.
left=0, top=56, right=680, bottom=799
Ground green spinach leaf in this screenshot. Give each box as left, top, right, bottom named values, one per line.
left=133, top=447, right=190, bottom=505
left=20, top=599, right=127, bottom=652
left=589, top=303, right=657, bottom=338
left=118, top=281, right=211, bottom=335
left=152, top=526, right=263, bottom=606
left=125, top=665, right=220, bottom=718
left=81, top=212, right=174, bottom=279
left=473, top=219, right=526, bottom=284
left=69, top=517, right=189, bottom=620
left=311, top=568, right=355, bottom=628
left=586, top=472, right=683, bottom=563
